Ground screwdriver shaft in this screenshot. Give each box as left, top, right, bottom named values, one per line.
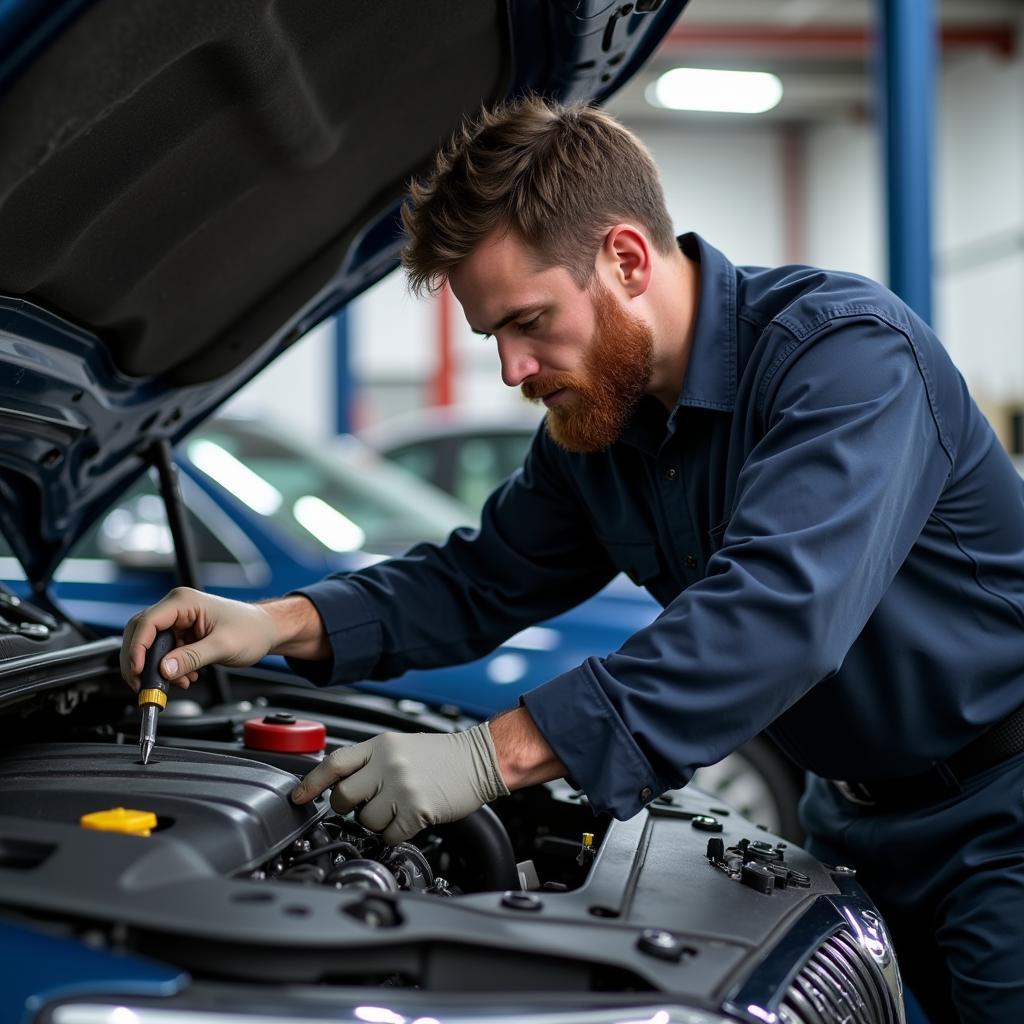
left=139, top=704, right=158, bottom=765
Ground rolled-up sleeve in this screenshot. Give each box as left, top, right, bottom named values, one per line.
left=286, top=427, right=617, bottom=687
left=525, top=315, right=954, bottom=819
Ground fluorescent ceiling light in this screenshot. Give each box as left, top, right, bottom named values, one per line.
left=293, top=495, right=366, bottom=552
left=187, top=439, right=283, bottom=516
left=649, top=68, right=783, bottom=114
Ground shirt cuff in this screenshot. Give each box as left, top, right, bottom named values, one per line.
left=521, top=658, right=660, bottom=819
left=283, top=577, right=382, bottom=687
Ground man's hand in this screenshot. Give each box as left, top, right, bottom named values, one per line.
left=291, top=724, right=510, bottom=845
left=120, top=588, right=327, bottom=691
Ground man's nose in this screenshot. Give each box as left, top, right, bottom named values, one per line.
left=497, top=337, right=541, bottom=388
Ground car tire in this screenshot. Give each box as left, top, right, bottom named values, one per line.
left=692, top=735, right=804, bottom=842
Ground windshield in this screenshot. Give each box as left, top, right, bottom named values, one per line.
left=185, top=419, right=472, bottom=556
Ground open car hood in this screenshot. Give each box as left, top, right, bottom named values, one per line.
left=0, top=0, right=686, bottom=590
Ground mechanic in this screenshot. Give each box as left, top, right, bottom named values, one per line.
left=121, top=97, right=1024, bottom=1022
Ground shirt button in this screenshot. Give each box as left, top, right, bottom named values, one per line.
left=685, top=554, right=697, bottom=569
left=640, top=786, right=654, bottom=803
left=663, top=468, right=677, bottom=481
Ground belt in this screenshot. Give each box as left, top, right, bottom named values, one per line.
left=831, top=703, right=1024, bottom=809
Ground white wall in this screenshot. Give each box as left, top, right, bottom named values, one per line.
left=803, top=120, right=883, bottom=280
left=640, top=123, right=786, bottom=266
left=935, top=44, right=1024, bottom=405
left=347, top=271, right=439, bottom=426
left=223, top=317, right=336, bottom=439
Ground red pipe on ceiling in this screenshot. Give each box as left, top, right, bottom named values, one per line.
left=659, top=23, right=1016, bottom=59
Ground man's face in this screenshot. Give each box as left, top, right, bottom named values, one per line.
left=449, top=231, right=654, bottom=453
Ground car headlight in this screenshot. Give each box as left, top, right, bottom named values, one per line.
left=46, top=1005, right=738, bottom=1024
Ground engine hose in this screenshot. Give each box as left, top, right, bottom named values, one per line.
left=432, top=805, right=518, bottom=892
left=290, top=839, right=362, bottom=867
left=303, top=824, right=335, bottom=870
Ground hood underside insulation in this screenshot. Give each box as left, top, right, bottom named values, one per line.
left=0, top=0, right=506, bottom=384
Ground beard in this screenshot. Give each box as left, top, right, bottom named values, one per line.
left=521, top=279, right=654, bottom=453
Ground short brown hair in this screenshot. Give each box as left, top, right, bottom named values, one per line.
left=400, top=95, right=677, bottom=297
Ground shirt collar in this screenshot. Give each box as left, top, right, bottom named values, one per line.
left=670, top=232, right=737, bottom=419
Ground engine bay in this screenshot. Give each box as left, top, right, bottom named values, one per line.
left=0, top=635, right=901, bottom=1018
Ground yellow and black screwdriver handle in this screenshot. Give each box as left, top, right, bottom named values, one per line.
left=139, top=628, right=176, bottom=712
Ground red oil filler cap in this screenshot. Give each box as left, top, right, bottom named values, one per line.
left=244, top=713, right=326, bottom=754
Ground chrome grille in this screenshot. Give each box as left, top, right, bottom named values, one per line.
left=779, top=930, right=900, bottom=1024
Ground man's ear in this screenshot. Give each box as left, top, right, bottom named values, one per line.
left=599, top=224, right=653, bottom=298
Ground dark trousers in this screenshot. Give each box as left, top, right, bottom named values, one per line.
left=801, top=753, right=1024, bottom=1024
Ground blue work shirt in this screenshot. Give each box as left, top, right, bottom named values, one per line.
left=290, top=234, right=1024, bottom=821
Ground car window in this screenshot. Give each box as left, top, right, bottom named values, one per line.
left=187, top=421, right=469, bottom=555
left=70, top=473, right=238, bottom=566
left=453, top=432, right=532, bottom=509
left=388, top=444, right=439, bottom=489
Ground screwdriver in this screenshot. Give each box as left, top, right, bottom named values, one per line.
left=138, top=628, right=176, bottom=765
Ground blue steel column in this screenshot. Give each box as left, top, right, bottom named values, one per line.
left=877, top=0, right=936, bottom=324
left=334, top=308, right=353, bottom=435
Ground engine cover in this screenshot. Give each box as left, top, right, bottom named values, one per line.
left=0, top=743, right=318, bottom=875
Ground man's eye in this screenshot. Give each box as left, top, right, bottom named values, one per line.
left=519, top=317, right=541, bottom=333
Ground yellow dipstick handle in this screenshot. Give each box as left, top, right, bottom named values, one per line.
left=80, top=807, right=157, bottom=837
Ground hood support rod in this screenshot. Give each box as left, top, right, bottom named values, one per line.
left=149, top=439, right=230, bottom=704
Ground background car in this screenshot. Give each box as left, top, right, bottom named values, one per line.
left=361, top=405, right=547, bottom=511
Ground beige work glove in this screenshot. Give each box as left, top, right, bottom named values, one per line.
left=120, top=587, right=278, bottom=691
left=291, top=723, right=511, bottom=845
